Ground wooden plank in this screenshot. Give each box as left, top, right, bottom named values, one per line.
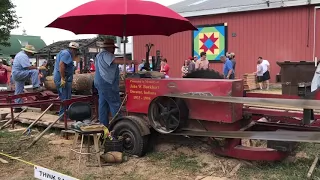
left=307, top=156, right=319, bottom=179
left=0, top=157, right=8, bottom=164
left=15, top=118, right=71, bottom=129
left=166, top=94, right=320, bottom=110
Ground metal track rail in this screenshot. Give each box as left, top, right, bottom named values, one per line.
left=170, top=130, right=320, bottom=143
left=166, top=94, right=320, bottom=110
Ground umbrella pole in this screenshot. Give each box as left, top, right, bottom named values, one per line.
left=123, top=16, right=127, bottom=76
left=123, top=38, right=126, bottom=76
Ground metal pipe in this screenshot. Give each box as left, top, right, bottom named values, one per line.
left=313, top=6, right=317, bottom=61
left=123, top=15, right=127, bottom=76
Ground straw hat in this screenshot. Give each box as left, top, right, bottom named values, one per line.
left=97, top=39, right=118, bottom=48
left=21, top=45, right=37, bottom=54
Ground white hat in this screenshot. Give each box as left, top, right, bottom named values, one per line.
left=68, top=42, right=79, bottom=49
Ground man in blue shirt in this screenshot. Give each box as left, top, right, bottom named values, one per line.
left=94, top=39, right=136, bottom=126
left=138, top=59, right=145, bottom=71
left=53, top=42, right=79, bottom=118
left=12, top=45, right=45, bottom=112
left=221, top=55, right=234, bottom=79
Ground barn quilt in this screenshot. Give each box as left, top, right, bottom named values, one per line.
left=193, top=24, right=227, bottom=61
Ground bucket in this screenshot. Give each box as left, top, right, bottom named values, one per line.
left=104, top=137, right=124, bottom=153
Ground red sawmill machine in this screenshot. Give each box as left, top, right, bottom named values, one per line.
left=106, top=70, right=320, bottom=161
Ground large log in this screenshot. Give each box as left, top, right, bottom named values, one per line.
left=44, top=73, right=95, bottom=92
left=45, top=73, right=125, bottom=93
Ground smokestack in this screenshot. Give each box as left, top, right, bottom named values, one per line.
left=116, top=36, right=121, bottom=53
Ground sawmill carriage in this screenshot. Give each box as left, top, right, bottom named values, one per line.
left=106, top=69, right=320, bottom=161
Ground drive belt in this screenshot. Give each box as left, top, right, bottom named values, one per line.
left=171, top=130, right=320, bottom=143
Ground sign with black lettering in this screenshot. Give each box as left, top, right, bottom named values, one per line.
left=34, top=166, right=79, bottom=180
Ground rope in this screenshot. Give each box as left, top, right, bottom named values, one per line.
left=0, top=152, right=79, bottom=179
left=0, top=152, right=35, bottom=166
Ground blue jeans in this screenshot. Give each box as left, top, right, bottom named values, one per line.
left=12, top=69, right=40, bottom=104
left=97, top=88, right=121, bottom=126
left=55, top=81, right=72, bottom=117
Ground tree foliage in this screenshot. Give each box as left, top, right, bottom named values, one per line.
left=0, top=0, right=19, bottom=47
left=97, top=35, right=116, bottom=41
left=97, top=35, right=128, bottom=43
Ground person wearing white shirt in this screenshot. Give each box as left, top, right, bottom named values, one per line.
left=255, top=60, right=264, bottom=90
left=258, top=57, right=270, bottom=90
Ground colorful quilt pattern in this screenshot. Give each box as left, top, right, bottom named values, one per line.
left=193, top=24, right=227, bottom=61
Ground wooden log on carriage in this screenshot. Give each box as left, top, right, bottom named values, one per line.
left=44, top=73, right=95, bottom=92
left=44, top=73, right=126, bottom=93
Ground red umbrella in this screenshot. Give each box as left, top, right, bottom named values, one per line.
left=46, top=0, right=197, bottom=36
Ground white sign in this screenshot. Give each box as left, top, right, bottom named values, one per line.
left=34, top=166, right=79, bottom=180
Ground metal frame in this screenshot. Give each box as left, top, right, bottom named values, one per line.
left=0, top=90, right=97, bottom=131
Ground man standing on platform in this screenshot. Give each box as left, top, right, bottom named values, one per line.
left=53, top=42, right=80, bottom=118
left=12, top=45, right=45, bottom=112
left=94, top=39, right=136, bottom=127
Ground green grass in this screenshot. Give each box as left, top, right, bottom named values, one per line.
left=170, top=153, right=201, bottom=172
left=237, top=143, right=320, bottom=180
left=83, top=174, right=95, bottom=180
left=0, top=130, right=20, bottom=138
left=147, top=152, right=167, bottom=161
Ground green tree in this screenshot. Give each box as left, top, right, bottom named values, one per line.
left=97, top=35, right=128, bottom=43
left=0, top=0, right=19, bottom=47
left=97, top=35, right=116, bottom=41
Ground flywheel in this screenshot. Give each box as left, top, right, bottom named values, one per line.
left=148, top=96, right=188, bottom=134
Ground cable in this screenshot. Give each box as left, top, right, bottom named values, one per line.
left=110, top=94, right=128, bottom=123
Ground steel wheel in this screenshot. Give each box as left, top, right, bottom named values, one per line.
left=148, top=96, right=181, bottom=134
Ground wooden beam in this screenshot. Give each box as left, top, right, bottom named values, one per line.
left=307, top=156, right=319, bottom=179
left=166, top=94, right=320, bottom=110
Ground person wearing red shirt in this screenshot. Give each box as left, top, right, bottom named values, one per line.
left=160, top=58, right=170, bottom=78
left=89, top=59, right=95, bottom=72
left=0, top=59, right=12, bottom=89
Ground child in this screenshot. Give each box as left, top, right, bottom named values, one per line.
left=255, top=60, right=264, bottom=90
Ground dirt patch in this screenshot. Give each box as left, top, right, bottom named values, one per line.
left=0, top=128, right=319, bottom=180
left=0, top=130, right=236, bottom=180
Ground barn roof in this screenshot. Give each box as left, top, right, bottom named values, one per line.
left=0, top=35, right=46, bottom=56
left=169, top=0, right=320, bottom=17
left=37, top=38, right=98, bottom=55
